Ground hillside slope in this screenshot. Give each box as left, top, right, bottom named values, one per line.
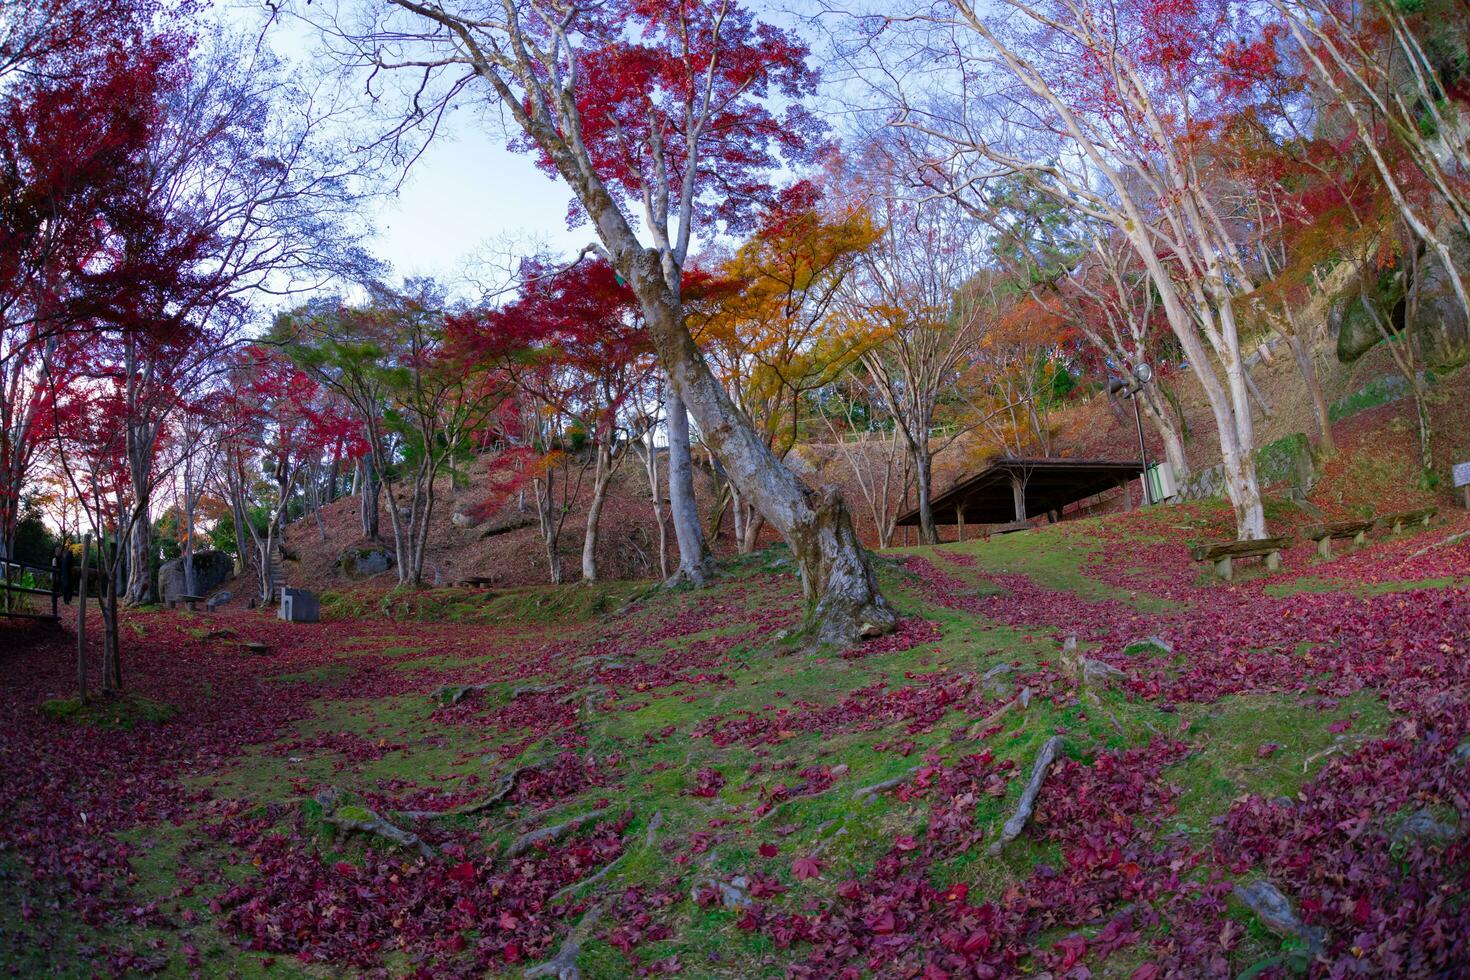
left=259, top=329, right=1470, bottom=595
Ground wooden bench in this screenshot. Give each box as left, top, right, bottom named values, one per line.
left=456, top=576, right=497, bottom=590
left=1377, top=507, right=1437, bottom=534
left=1189, top=536, right=1292, bottom=582
left=167, top=594, right=204, bottom=612
left=1303, top=520, right=1373, bottom=559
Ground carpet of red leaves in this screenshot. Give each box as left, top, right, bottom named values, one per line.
left=3, top=498, right=1469, bottom=976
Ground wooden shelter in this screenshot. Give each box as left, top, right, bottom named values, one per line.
left=895, top=457, right=1145, bottom=537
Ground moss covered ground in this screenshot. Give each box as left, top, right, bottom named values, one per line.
left=3, top=505, right=1469, bottom=977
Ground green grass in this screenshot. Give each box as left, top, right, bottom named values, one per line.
left=9, top=513, right=1445, bottom=978
left=40, top=692, right=177, bottom=730
left=1168, top=689, right=1392, bottom=840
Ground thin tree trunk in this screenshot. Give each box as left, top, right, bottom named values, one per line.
left=582, top=441, right=614, bottom=582
left=911, top=442, right=937, bottom=546
left=741, top=510, right=765, bottom=553
left=1285, top=326, right=1335, bottom=455
left=77, top=535, right=90, bottom=702
left=1140, top=385, right=1191, bottom=482
left=535, top=471, right=563, bottom=585
left=665, top=388, right=713, bottom=584
left=641, top=430, right=670, bottom=580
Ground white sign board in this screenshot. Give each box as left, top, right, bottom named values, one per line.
left=1455, top=462, right=1470, bottom=488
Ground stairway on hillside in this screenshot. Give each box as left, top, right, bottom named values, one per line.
left=268, top=544, right=286, bottom=604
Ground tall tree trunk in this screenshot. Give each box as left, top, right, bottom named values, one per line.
left=360, top=462, right=381, bottom=540
left=230, top=481, right=248, bottom=575
left=641, top=431, right=670, bottom=580
left=627, top=252, right=894, bottom=643
left=534, top=471, right=563, bottom=585
left=582, top=441, right=614, bottom=583
left=77, top=535, right=90, bottom=702
left=406, top=456, right=439, bottom=586
left=741, top=510, right=765, bottom=553
left=731, top=487, right=747, bottom=551
left=126, top=515, right=152, bottom=605
left=911, top=441, right=938, bottom=546
left=665, top=388, right=713, bottom=585
left=1284, top=327, right=1335, bottom=455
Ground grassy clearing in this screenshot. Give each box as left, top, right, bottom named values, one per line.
left=10, top=510, right=1454, bottom=978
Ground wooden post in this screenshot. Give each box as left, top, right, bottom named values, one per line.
left=77, top=535, right=90, bottom=702
left=1010, top=475, right=1026, bottom=522
left=1317, top=537, right=1331, bottom=560
left=956, top=505, right=965, bottom=543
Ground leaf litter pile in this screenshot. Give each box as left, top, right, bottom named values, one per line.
left=2, top=518, right=1469, bottom=977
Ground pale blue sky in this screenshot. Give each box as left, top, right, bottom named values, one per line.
left=222, top=1, right=588, bottom=293
left=369, top=129, right=585, bottom=282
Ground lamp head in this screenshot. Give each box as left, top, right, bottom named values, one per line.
left=1132, top=363, right=1153, bottom=385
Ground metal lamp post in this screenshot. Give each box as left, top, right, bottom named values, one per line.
left=1110, top=364, right=1154, bottom=506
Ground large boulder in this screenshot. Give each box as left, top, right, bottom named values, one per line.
left=336, top=544, right=394, bottom=579
left=1330, top=230, right=1470, bottom=368
left=1331, top=268, right=1405, bottom=364
left=158, top=550, right=234, bottom=601
left=1407, top=233, right=1470, bottom=366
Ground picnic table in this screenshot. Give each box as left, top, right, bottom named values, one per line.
left=1189, top=536, right=1292, bottom=582
left=167, top=594, right=204, bottom=612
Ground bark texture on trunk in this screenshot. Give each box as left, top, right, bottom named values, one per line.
left=664, top=388, right=713, bottom=585
left=1286, top=331, right=1335, bottom=455
left=911, top=445, right=938, bottom=545
left=582, top=441, right=614, bottom=582
left=626, top=249, right=893, bottom=644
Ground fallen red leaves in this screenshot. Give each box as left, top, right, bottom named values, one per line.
left=3, top=508, right=1469, bottom=976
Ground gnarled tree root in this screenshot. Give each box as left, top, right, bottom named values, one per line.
left=852, top=766, right=920, bottom=805
left=966, top=689, right=1030, bottom=739
left=988, top=735, right=1064, bottom=856
left=435, top=683, right=559, bottom=707
left=548, top=812, right=663, bottom=904
left=315, top=787, right=435, bottom=859
left=401, top=763, right=539, bottom=821
left=523, top=902, right=606, bottom=980
left=508, top=808, right=610, bottom=858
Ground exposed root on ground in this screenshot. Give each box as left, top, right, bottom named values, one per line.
left=852, top=766, right=920, bottom=805
left=966, top=691, right=1029, bottom=739
left=523, top=901, right=606, bottom=980
left=434, top=683, right=559, bottom=706
left=1409, top=528, right=1470, bottom=558
left=508, top=808, right=611, bottom=858
left=549, top=811, right=663, bottom=904
left=988, top=735, right=1064, bottom=856
left=315, top=787, right=435, bottom=859
left=400, top=763, right=540, bottom=820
